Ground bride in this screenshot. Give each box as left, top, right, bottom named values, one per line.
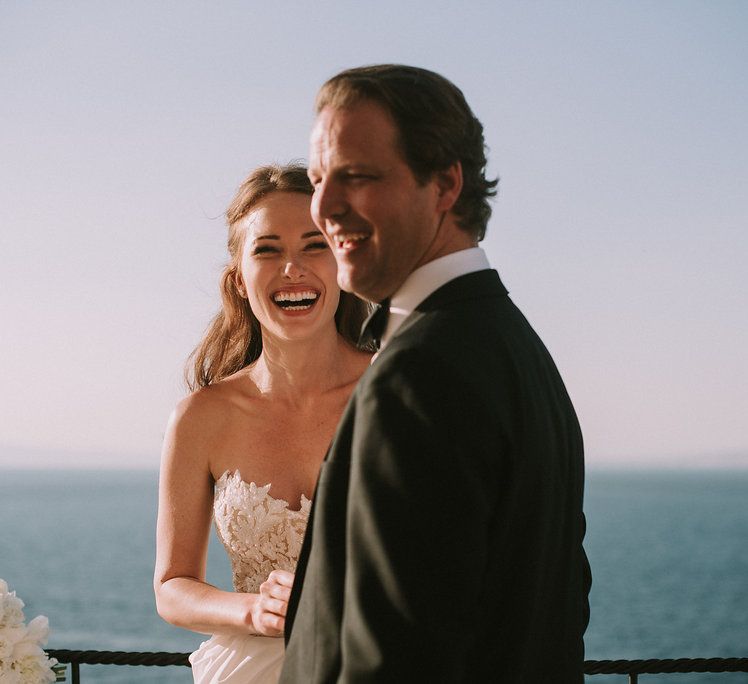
left=154, top=163, right=372, bottom=683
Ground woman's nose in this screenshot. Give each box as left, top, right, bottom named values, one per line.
left=282, top=259, right=305, bottom=279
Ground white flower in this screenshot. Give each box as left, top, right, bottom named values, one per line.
left=11, top=651, right=57, bottom=684
left=0, top=624, right=27, bottom=660
left=0, top=666, right=22, bottom=684
left=9, top=652, right=57, bottom=684
left=0, top=580, right=57, bottom=684
left=0, top=588, right=25, bottom=630
left=20, top=619, right=48, bottom=649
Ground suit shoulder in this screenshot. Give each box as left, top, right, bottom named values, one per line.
left=357, top=342, right=489, bottom=419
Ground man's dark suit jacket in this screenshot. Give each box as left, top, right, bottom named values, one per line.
left=281, top=269, right=591, bottom=683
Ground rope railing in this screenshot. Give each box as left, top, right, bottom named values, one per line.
left=48, top=649, right=190, bottom=667
left=585, top=657, right=748, bottom=683
left=46, top=649, right=748, bottom=684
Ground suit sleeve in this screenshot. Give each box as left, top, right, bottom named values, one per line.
left=339, top=347, right=504, bottom=682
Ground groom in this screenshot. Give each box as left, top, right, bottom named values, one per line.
left=281, top=64, right=591, bottom=682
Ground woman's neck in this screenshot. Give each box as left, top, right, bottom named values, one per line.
left=248, top=325, right=352, bottom=403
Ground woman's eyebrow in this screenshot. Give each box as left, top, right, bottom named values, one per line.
left=252, top=231, right=322, bottom=243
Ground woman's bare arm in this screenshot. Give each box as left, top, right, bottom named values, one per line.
left=153, top=396, right=289, bottom=636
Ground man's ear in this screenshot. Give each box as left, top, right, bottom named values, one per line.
left=434, top=161, right=463, bottom=213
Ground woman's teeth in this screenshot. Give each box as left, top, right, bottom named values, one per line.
left=272, top=290, right=319, bottom=310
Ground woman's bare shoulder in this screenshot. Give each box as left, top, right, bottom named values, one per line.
left=169, top=373, right=257, bottom=440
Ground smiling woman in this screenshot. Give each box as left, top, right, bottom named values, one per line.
left=237, top=192, right=340, bottom=339
left=187, top=164, right=369, bottom=389
left=153, top=163, right=373, bottom=683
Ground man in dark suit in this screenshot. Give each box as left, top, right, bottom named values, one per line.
left=280, top=64, right=591, bottom=683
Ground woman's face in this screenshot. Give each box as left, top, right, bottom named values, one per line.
left=237, top=192, right=340, bottom=342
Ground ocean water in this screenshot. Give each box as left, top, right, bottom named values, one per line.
left=1, top=468, right=746, bottom=683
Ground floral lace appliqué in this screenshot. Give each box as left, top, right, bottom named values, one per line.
left=213, top=470, right=311, bottom=594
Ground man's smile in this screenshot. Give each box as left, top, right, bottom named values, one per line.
left=329, top=231, right=370, bottom=253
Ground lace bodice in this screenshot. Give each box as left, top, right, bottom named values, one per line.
left=213, top=470, right=312, bottom=594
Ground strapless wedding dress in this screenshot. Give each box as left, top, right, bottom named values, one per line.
left=189, top=471, right=311, bottom=684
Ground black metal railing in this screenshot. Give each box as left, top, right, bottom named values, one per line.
left=584, top=658, right=748, bottom=682
left=48, top=650, right=188, bottom=683
left=47, top=649, right=748, bottom=684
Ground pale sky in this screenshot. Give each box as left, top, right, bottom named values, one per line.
left=1, top=1, right=746, bottom=469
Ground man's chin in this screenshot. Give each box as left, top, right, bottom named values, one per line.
left=337, top=268, right=392, bottom=303
left=336, top=272, right=355, bottom=294
left=338, top=272, right=368, bottom=300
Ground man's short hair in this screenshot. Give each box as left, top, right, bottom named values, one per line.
left=315, top=64, right=498, bottom=241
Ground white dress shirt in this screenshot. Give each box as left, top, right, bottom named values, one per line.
left=380, top=247, right=491, bottom=349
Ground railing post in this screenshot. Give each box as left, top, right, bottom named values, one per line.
left=629, top=674, right=638, bottom=684
left=72, top=662, right=80, bottom=684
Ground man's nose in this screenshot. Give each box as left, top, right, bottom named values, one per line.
left=313, top=178, right=346, bottom=223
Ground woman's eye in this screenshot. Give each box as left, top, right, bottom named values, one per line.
left=253, top=245, right=279, bottom=255
left=305, top=241, right=329, bottom=251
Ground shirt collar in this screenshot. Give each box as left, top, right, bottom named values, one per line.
left=380, top=247, right=491, bottom=347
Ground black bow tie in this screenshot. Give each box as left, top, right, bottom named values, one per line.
left=358, top=299, right=390, bottom=350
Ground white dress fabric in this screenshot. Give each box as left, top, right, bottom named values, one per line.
left=189, top=471, right=311, bottom=683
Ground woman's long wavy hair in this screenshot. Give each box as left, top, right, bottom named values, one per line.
left=186, top=163, right=371, bottom=390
